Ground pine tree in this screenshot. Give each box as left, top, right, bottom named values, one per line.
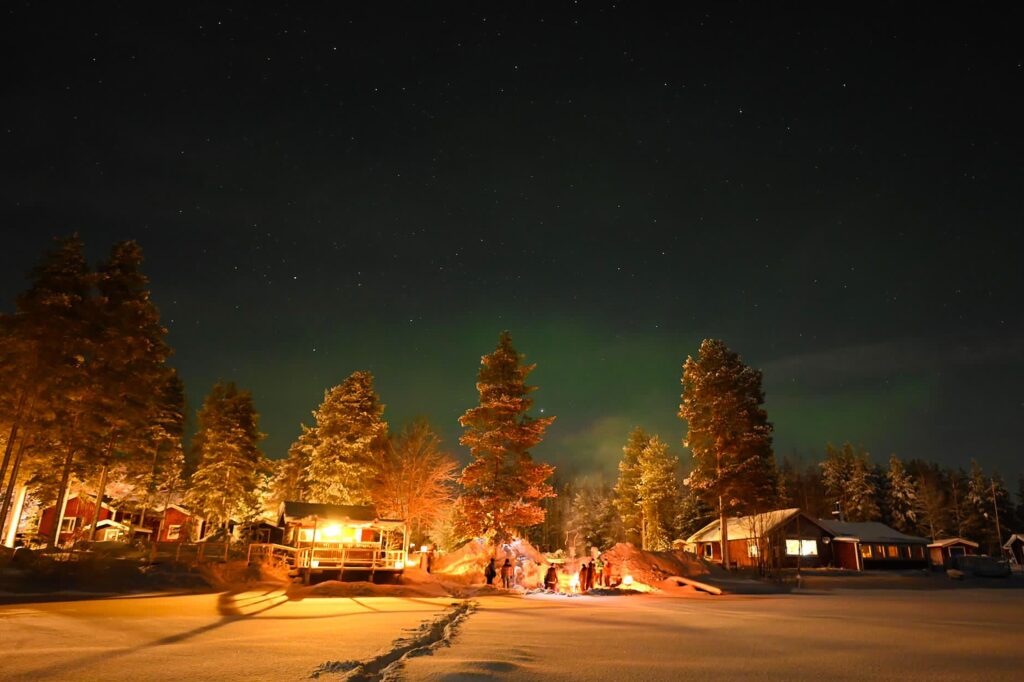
left=820, top=443, right=880, bottom=522
left=567, top=483, right=620, bottom=553
left=679, top=339, right=777, bottom=566
left=885, top=454, right=919, bottom=532
left=271, top=424, right=316, bottom=506
left=636, top=435, right=679, bottom=551
left=963, top=460, right=990, bottom=542
left=2, top=236, right=96, bottom=548
left=909, top=459, right=950, bottom=538
left=613, top=427, right=648, bottom=545
left=456, top=331, right=556, bottom=546
left=85, top=241, right=176, bottom=539
left=304, top=371, right=388, bottom=505
left=370, top=419, right=457, bottom=543
left=185, top=383, right=267, bottom=532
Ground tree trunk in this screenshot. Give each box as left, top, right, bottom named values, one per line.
left=3, top=485, right=28, bottom=547
left=0, top=393, right=28, bottom=495
left=88, top=462, right=110, bottom=542
left=0, top=437, right=29, bottom=541
left=48, top=449, right=77, bottom=550
left=719, top=495, right=730, bottom=569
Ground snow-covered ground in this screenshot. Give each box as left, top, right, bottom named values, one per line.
left=1, top=587, right=1022, bottom=680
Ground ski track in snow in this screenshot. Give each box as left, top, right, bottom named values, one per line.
left=310, top=600, right=477, bottom=680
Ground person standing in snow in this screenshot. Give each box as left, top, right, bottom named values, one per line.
left=485, top=558, right=497, bottom=585
left=586, top=560, right=595, bottom=590
left=594, top=556, right=604, bottom=587
left=603, top=559, right=612, bottom=587
left=578, top=563, right=588, bottom=592
left=544, top=565, right=558, bottom=592
left=501, top=558, right=513, bottom=588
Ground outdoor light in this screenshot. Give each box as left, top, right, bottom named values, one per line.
left=394, top=560, right=405, bottom=569
left=420, top=545, right=429, bottom=553
left=321, top=524, right=341, bottom=538
left=310, top=559, right=320, bottom=568
left=622, top=575, right=634, bottom=586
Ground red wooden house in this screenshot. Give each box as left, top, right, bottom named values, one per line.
left=37, top=494, right=115, bottom=546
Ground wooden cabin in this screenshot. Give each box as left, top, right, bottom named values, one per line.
left=685, top=509, right=834, bottom=569
left=38, top=494, right=115, bottom=546
left=817, top=519, right=929, bottom=570
left=927, top=537, right=979, bottom=568
left=275, top=501, right=408, bottom=582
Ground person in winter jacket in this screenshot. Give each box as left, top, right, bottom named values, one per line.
left=544, top=565, right=558, bottom=592
left=485, top=558, right=497, bottom=585
left=578, top=563, right=588, bottom=592
left=501, top=558, right=513, bottom=588
left=594, top=557, right=604, bottom=586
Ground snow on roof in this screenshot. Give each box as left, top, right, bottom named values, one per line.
left=278, top=501, right=404, bottom=526
left=686, top=508, right=825, bottom=543
left=817, top=519, right=928, bottom=544
left=1003, top=533, right=1024, bottom=548
left=927, top=537, right=979, bottom=548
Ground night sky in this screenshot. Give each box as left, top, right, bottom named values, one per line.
left=3, top=3, right=1023, bottom=480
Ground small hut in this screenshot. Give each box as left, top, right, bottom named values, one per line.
left=927, top=537, right=979, bottom=569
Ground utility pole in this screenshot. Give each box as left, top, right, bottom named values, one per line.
left=991, top=478, right=1003, bottom=555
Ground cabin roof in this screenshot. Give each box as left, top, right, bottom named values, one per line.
left=927, top=537, right=979, bottom=549
left=1003, top=533, right=1024, bottom=548
left=278, top=501, right=404, bottom=527
left=817, top=519, right=929, bottom=545
left=686, top=508, right=829, bottom=543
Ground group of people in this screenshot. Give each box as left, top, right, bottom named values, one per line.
left=484, top=557, right=516, bottom=589
left=485, top=554, right=614, bottom=594
left=575, top=556, right=612, bottom=591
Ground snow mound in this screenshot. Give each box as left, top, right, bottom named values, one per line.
left=432, top=538, right=547, bottom=588
left=601, top=542, right=719, bottom=588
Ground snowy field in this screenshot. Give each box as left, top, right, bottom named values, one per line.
left=1, top=588, right=1022, bottom=680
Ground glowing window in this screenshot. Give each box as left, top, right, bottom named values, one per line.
left=785, top=540, right=818, bottom=556
left=747, top=541, right=759, bottom=557
left=860, top=544, right=872, bottom=558
left=166, top=524, right=182, bottom=540
left=886, top=545, right=899, bottom=559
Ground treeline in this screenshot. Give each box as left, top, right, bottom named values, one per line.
left=531, top=342, right=1023, bottom=558
left=1, top=241, right=559, bottom=551
left=0, top=236, right=184, bottom=547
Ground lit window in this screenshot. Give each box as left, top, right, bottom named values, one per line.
left=886, top=545, right=899, bottom=559
left=166, top=524, right=182, bottom=540
left=860, top=544, right=872, bottom=558
left=874, top=544, right=885, bottom=558
left=785, top=540, right=818, bottom=556
left=747, top=541, right=759, bottom=557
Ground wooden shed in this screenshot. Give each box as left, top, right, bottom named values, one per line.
left=927, top=537, right=979, bottom=568
left=1003, top=534, right=1024, bottom=566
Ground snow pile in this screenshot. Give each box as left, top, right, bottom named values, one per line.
left=431, top=538, right=547, bottom=588
left=601, top=543, right=719, bottom=588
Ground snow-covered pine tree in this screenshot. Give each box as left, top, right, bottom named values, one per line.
left=613, top=427, right=648, bottom=546
left=185, top=382, right=267, bottom=532
left=567, top=483, right=620, bottom=552
left=271, top=424, right=316, bottom=506
left=680, top=339, right=777, bottom=566
left=885, top=454, right=919, bottom=532
left=637, top=435, right=679, bottom=551
left=963, top=460, right=990, bottom=542
left=86, top=241, right=176, bottom=540
left=456, top=331, right=556, bottom=546
left=845, top=451, right=881, bottom=522
left=304, top=371, right=389, bottom=505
